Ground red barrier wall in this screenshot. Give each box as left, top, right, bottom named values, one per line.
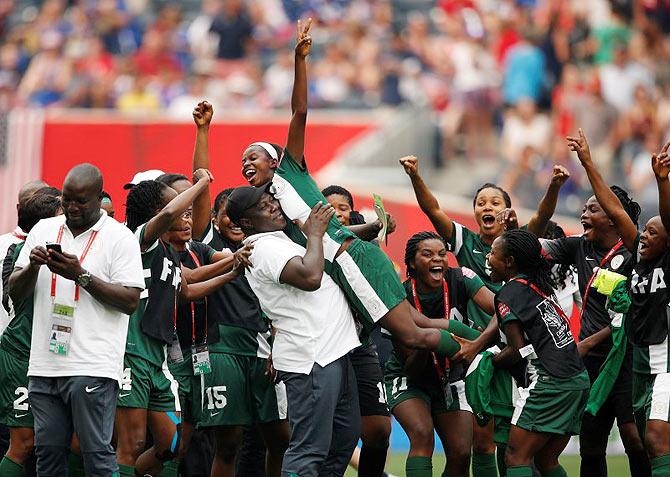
left=41, top=120, right=372, bottom=221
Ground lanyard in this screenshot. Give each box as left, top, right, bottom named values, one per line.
left=12, top=229, right=26, bottom=240
left=411, top=278, right=450, bottom=377
left=187, top=246, right=208, bottom=346
left=581, top=239, right=623, bottom=318
left=50, top=225, right=98, bottom=303
left=512, top=277, right=570, bottom=324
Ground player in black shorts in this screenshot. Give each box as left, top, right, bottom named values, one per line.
left=322, top=185, right=391, bottom=477
left=537, top=129, right=649, bottom=477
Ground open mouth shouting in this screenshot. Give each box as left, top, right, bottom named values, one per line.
left=482, top=214, right=496, bottom=228
left=429, top=265, right=444, bottom=281
left=581, top=220, right=593, bottom=238
left=243, top=167, right=257, bottom=184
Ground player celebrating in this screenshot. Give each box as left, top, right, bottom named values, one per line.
left=385, top=231, right=494, bottom=477
left=116, top=171, right=241, bottom=477
left=568, top=129, right=669, bottom=476
left=488, top=229, right=590, bottom=477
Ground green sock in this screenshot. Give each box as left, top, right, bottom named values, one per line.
left=507, top=465, right=533, bottom=477
left=541, top=464, right=567, bottom=477
left=473, top=452, right=498, bottom=477
left=0, top=456, right=24, bottom=477
left=118, top=463, right=135, bottom=477
left=652, top=454, right=670, bottom=476
left=68, top=452, right=86, bottom=477
left=447, top=319, right=481, bottom=340
left=158, top=460, right=179, bottom=477
left=406, top=455, right=432, bottom=477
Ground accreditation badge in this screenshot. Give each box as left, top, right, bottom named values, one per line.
left=167, top=332, right=184, bottom=364
left=441, top=373, right=454, bottom=408
left=191, top=345, right=212, bottom=376
left=48, top=302, right=74, bottom=356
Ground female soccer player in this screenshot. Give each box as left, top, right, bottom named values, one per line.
left=190, top=103, right=290, bottom=477
left=385, top=231, right=493, bottom=477
left=400, top=155, right=569, bottom=475
left=487, top=229, right=590, bottom=477
left=195, top=22, right=475, bottom=370
left=568, top=129, right=668, bottom=476
left=116, top=171, right=242, bottom=477
left=323, top=184, right=392, bottom=477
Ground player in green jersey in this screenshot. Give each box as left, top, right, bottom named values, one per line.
left=0, top=193, right=61, bottom=477
left=569, top=129, right=670, bottom=477
left=116, top=171, right=243, bottom=477
left=385, top=231, right=495, bottom=477
left=399, top=153, right=571, bottom=476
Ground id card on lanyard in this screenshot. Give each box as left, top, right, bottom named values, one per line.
left=187, top=247, right=211, bottom=376
left=411, top=278, right=453, bottom=407
left=48, top=225, right=98, bottom=356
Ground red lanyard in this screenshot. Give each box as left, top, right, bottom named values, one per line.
left=581, top=239, right=623, bottom=318
left=12, top=229, right=26, bottom=240
left=187, top=246, right=207, bottom=346
left=49, top=225, right=98, bottom=303
left=512, top=277, right=570, bottom=324
left=411, top=278, right=450, bottom=376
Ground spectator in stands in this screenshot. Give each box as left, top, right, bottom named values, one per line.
left=209, top=0, right=254, bottom=60
left=502, top=29, right=546, bottom=106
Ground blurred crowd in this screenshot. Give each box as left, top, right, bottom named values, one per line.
left=0, top=0, right=669, bottom=215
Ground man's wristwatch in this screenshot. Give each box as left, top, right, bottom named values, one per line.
left=75, top=270, right=92, bottom=288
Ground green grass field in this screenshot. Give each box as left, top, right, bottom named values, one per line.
left=345, top=453, right=631, bottom=476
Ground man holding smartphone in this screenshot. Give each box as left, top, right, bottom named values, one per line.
left=8, top=164, right=145, bottom=476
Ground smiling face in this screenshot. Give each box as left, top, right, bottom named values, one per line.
left=474, top=187, right=507, bottom=238
left=580, top=195, right=613, bottom=242
left=214, top=198, right=246, bottom=244
left=167, top=207, right=193, bottom=244
left=409, top=238, right=448, bottom=290
left=325, top=193, right=352, bottom=226
left=639, top=216, right=669, bottom=260
left=486, top=236, right=513, bottom=283
left=239, top=192, right=287, bottom=234
left=241, top=145, right=278, bottom=187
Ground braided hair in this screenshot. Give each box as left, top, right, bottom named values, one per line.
left=125, top=180, right=170, bottom=232
left=610, top=185, right=641, bottom=227
left=404, top=231, right=445, bottom=278
left=500, top=229, right=556, bottom=296
left=213, top=187, right=235, bottom=215
left=18, top=193, right=62, bottom=233
left=322, top=185, right=354, bottom=208
left=472, top=183, right=512, bottom=208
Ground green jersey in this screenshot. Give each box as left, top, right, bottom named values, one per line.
left=0, top=243, right=32, bottom=359
left=125, top=224, right=180, bottom=367
left=447, top=221, right=502, bottom=329
left=271, top=149, right=357, bottom=263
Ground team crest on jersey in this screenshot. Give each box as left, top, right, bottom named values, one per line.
left=611, top=255, right=624, bottom=270
left=497, top=302, right=510, bottom=318
left=536, top=300, right=572, bottom=348
left=461, top=267, right=476, bottom=279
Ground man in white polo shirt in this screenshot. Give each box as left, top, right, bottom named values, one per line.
left=226, top=185, right=361, bottom=477
left=9, top=164, right=144, bottom=476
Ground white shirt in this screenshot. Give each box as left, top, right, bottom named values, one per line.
left=0, top=227, right=26, bottom=334
left=243, top=231, right=360, bottom=374
left=16, top=212, right=144, bottom=382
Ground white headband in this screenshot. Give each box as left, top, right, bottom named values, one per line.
left=248, top=142, right=278, bottom=161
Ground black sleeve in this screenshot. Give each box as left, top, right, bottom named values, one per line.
left=540, top=236, right=580, bottom=265
left=192, top=241, right=216, bottom=265
left=2, top=243, right=17, bottom=314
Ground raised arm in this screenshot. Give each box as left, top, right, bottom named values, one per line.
left=526, top=165, right=570, bottom=237
left=399, top=155, right=454, bottom=240
left=279, top=202, right=334, bottom=291
left=191, top=101, right=214, bottom=240
left=652, top=141, right=670, bottom=232
left=285, top=18, right=312, bottom=167
left=141, top=169, right=213, bottom=251
left=567, top=128, right=637, bottom=251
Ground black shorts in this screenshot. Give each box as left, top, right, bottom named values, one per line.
left=582, top=346, right=635, bottom=427
left=350, top=343, right=390, bottom=417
